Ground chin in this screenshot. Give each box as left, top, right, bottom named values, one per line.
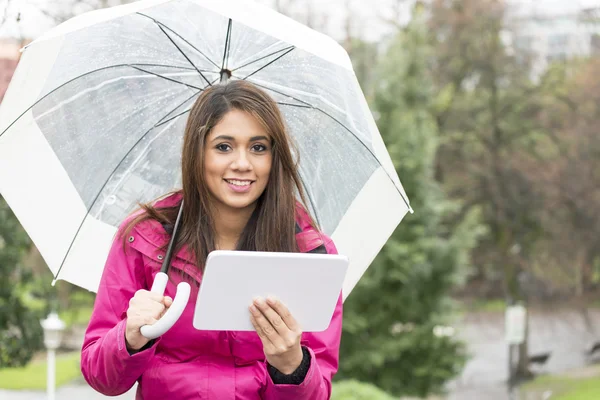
left=222, top=197, right=259, bottom=211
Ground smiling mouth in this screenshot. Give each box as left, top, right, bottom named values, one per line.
left=224, top=179, right=254, bottom=187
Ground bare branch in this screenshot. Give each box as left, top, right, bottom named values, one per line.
left=0, top=0, right=12, bottom=30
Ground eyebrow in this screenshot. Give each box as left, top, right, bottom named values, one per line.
left=211, top=135, right=270, bottom=142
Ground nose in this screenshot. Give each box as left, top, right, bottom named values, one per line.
left=231, top=149, right=253, bottom=171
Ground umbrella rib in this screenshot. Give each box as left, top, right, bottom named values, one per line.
left=51, top=90, right=204, bottom=282
left=0, top=63, right=201, bottom=139
left=313, top=107, right=411, bottom=211
left=230, top=46, right=295, bottom=73
left=246, top=81, right=313, bottom=107
left=130, top=65, right=204, bottom=91
left=239, top=47, right=295, bottom=80
left=137, top=12, right=220, bottom=74
left=131, top=64, right=215, bottom=73
left=221, top=19, right=233, bottom=71
left=155, top=23, right=213, bottom=87
left=155, top=90, right=203, bottom=127
left=276, top=102, right=312, bottom=109
left=135, top=13, right=218, bottom=67
left=155, top=108, right=192, bottom=128
left=156, top=76, right=220, bottom=127
left=256, top=84, right=412, bottom=211
left=132, top=64, right=199, bottom=71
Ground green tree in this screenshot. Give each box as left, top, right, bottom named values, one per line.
left=0, top=195, right=44, bottom=367
left=337, top=5, right=482, bottom=397
left=429, top=0, right=551, bottom=378
left=527, top=60, right=600, bottom=296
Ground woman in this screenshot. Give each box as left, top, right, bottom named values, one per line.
left=81, top=80, right=342, bottom=399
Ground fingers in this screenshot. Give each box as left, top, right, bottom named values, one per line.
left=159, top=296, right=173, bottom=319
left=135, top=290, right=172, bottom=308
left=129, top=300, right=164, bottom=319
left=249, top=303, right=279, bottom=347
left=249, top=298, right=303, bottom=364
left=143, top=290, right=165, bottom=303
left=249, top=312, right=271, bottom=347
left=265, top=297, right=299, bottom=332
left=252, top=297, right=290, bottom=335
left=249, top=297, right=302, bottom=348
left=139, top=316, right=159, bottom=327
left=125, top=289, right=173, bottom=350
left=128, top=290, right=172, bottom=327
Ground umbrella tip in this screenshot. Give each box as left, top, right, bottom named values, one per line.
left=51, top=278, right=57, bottom=287
left=408, top=206, right=414, bottom=214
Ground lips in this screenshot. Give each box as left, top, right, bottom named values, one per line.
left=224, top=179, right=254, bottom=193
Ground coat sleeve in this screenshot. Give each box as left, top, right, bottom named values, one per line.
left=80, top=225, right=159, bottom=396
left=263, top=237, right=343, bottom=400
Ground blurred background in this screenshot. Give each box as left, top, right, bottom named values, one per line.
left=1, top=0, right=600, bottom=399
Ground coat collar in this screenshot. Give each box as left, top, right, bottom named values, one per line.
left=131, top=192, right=325, bottom=265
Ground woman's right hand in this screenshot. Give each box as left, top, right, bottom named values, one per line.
left=125, top=289, right=173, bottom=351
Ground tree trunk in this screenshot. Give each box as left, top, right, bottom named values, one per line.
left=575, top=248, right=585, bottom=297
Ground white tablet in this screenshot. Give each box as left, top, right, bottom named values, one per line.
left=192, top=250, right=348, bottom=332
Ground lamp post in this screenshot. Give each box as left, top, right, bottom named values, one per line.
left=505, top=302, right=527, bottom=400
left=41, top=312, right=65, bottom=400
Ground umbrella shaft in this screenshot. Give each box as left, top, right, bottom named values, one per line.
left=160, top=200, right=185, bottom=274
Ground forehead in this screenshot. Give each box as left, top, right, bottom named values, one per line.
left=208, top=109, right=269, bottom=140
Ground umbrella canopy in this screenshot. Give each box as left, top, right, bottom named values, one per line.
left=0, top=0, right=411, bottom=299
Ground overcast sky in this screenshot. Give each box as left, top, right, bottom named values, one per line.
left=1, top=0, right=600, bottom=42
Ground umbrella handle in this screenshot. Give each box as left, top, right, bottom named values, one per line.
left=140, top=272, right=191, bottom=340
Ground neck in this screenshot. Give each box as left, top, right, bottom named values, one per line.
left=211, top=203, right=256, bottom=250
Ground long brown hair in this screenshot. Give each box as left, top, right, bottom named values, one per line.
left=124, top=80, right=312, bottom=271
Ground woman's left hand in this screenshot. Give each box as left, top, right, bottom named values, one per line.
left=249, top=297, right=303, bottom=375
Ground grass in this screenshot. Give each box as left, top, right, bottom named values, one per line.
left=331, top=380, right=397, bottom=399
left=520, top=366, right=600, bottom=399
left=458, top=298, right=507, bottom=313
left=0, top=352, right=82, bottom=390
left=558, top=379, right=600, bottom=399
left=587, top=297, right=600, bottom=310
left=473, top=299, right=506, bottom=313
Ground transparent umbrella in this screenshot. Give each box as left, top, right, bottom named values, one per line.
left=0, top=0, right=412, bottom=301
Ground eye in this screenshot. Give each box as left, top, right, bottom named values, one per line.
left=216, top=143, right=231, bottom=152
left=251, top=144, right=268, bottom=152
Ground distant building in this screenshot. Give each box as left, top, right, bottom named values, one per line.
left=508, top=5, right=600, bottom=78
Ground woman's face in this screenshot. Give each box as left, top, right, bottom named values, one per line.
left=203, top=109, right=273, bottom=214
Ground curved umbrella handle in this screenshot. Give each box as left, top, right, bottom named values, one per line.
left=140, top=272, right=191, bottom=340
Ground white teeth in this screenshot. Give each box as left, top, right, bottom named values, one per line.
left=227, top=180, right=251, bottom=186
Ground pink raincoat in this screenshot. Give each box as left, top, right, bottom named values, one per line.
left=81, top=194, right=342, bottom=399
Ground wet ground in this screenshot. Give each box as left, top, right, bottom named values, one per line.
left=448, top=307, right=600, bottom=399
